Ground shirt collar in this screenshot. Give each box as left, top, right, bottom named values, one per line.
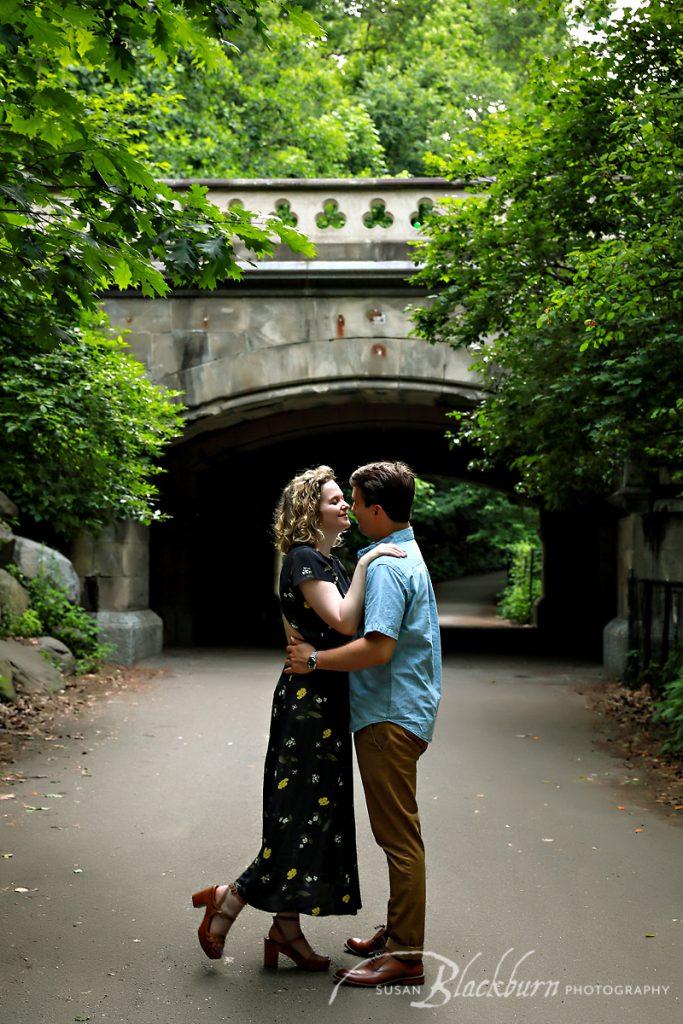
left=357, top=526, right=414, bottom=559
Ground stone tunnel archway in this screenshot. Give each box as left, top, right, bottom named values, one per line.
left=149, top=393, right=518, bottom=647
left=79, top=178, right=618, bottom=662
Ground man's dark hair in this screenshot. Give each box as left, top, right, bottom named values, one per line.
left=350, top=461, right=415, bottom=522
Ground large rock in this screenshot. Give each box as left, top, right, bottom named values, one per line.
left=0, top=657, right=16, bottom=701
left=0, top=568, right=31, bottom=618
left=0, top=521, right=14, bottom=567
left=0, top=638, right=63, bottom=693
left=36, top=636, right=76, bottom=675
left=13, top=537, right=81, bottom=604
left=0, top=490, right=18, bottom=519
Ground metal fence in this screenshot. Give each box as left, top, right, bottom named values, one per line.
left=627, top=570, right=683, bottom=680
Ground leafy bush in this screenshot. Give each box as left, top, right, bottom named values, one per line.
left=7, top=608, right=44, bottom=638
left=6, top=565, right=113, bottom=675
left=496, top=541, right=542, bottom=624
left=651, top=668, right=683, bottom=756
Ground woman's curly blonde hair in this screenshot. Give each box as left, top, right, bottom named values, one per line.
left=273, top=465, right=345, bottom=554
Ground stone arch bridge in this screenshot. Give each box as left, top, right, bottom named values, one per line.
left=72, top=178, right=617, bottom=660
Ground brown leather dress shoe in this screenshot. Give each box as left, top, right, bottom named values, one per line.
left=333, top=952, right=425, bottom=987
left=343, top=922, right=388, bottom=958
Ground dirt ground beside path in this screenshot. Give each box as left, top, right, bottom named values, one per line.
left=0, top=664, right=169, bottom=769
left=576, top=679, right=683, bottom=822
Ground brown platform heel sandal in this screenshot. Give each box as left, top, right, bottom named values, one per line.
left=263, top=912, right=331, bottom=972
left=191, top=882, right=245, bottom=960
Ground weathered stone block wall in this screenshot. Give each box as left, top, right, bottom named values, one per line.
left=603, top=493, right=683, bottom=678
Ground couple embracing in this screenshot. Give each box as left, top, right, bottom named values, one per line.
left=191, top=461, right=442, bottom=989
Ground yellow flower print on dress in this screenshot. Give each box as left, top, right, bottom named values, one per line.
left=287, top=868, right=297, bottom=879
left=342, top=894, right=350, bottom=903
left=296, top=687, right=307, bottom=699
left=311, top=906, right=320, bottom=915
left=278, top=778, right=289, bottom=789
left=318, top=796, right=329, bottom=806
left=263, top=848, right=271, bottom=859
left=322, top=728, right=332, bottom=739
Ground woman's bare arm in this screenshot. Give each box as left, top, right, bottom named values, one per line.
left=298, top=545, right=406, bottom=636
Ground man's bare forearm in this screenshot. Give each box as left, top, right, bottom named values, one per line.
left=317, top=637, right=388, bottom=672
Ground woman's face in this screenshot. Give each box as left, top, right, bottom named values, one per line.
left=318, top=479, right=350, bottom=536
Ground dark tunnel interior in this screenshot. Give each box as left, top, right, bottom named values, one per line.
left=149, top=404, right=506, bottom=647
left=149, top=404, right=617, bottom=657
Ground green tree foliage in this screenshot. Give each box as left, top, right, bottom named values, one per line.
left=340, top=476, right=539, bottom=584
left=0, top=0, right=315, bottom=533
left=81, top=17, right=388, bottom=178
left=410, top=477, right=540, bottom=583
left=79, top=0, right=569, bottom=179
left=319, top=0, right=569, bottom=175
left=1, top=314, right=185, bottom=534
left=409, top=0, right=683, bottom=510
left=0, top=0, right=314, bottom=352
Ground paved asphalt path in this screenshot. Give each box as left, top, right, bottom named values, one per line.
left=434, top=571, right=512, bottom=627
left=1, top=648, right=681, bottom=1023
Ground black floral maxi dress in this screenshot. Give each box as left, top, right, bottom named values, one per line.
left=233, top=543, right=362, bottom=916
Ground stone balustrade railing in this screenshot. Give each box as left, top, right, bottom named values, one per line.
left=162, top=177, right=468, bottom=257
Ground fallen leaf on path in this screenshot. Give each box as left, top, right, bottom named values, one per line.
left=617, top=805, right=626, bottom=810
left=541, top=837, right=555, bottom=842
left=43, top=793, right=63, bottom=798
left=644, top=933, right=655, bottom=938
left=23, top=805, right=49, bottom=812
left=73, top=868, right=83, bottom=874
left=14, top=886, right=29, bottom=892
left=2, top=852, right=13, bottom=858
left=634, top=826, right=645, bottom=833
left=0, top=794, right=16, bottom=801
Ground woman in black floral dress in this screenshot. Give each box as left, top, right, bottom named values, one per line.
left=191, top=466, right=405, bottom=970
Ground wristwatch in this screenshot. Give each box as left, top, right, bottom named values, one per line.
left=307, top=650, right=318, bottom=671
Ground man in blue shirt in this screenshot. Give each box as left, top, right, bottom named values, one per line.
left=286, top=461, right=442, bottom=989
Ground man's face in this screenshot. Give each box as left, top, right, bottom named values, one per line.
left=351, top=484, right=380, bottom=539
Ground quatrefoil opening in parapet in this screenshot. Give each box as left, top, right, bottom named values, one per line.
left=363, top=198, right=394, bottom=229
left=410, top=198, right=435, bottom=230
left=272, top=199, right=298, bottom=227
left=315, top=198, right=347, bottom=229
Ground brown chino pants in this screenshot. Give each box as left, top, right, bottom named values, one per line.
left=354, top=721, right=429, bottom=962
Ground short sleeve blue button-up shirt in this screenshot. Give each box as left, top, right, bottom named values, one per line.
left=349, top=527, right=442, bottom=744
